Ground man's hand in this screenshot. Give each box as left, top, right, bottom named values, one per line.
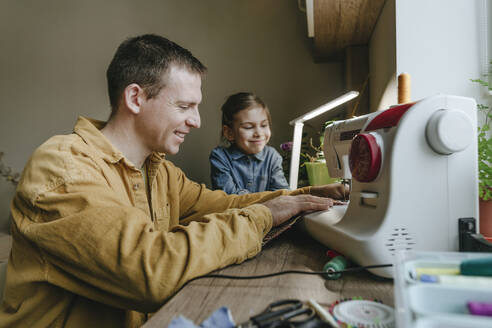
left=262, top=195, right=333, bottom=227
left=310, top=183, right=349, bottom=201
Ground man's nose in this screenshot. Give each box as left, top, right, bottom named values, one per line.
left=186, top=108, right=201, bottom=128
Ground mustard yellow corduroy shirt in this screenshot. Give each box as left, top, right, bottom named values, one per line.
left=0, top=117, right=309, bottom=327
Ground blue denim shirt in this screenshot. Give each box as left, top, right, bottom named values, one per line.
left=210, top=145, right=289, bottom=194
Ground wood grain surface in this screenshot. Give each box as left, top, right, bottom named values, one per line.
left=313, top=0, right=386, bottom=60
left=143, top=227, right=394, bottom=327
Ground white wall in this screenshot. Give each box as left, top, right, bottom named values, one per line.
left=0, top=0, right=343, bottom=230
left=489, top=0, right=492, bottom=85
left=396, top=0, right=485, bottom=105
left=370, top=0, right=491, bottom=118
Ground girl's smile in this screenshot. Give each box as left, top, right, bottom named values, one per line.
left=224, top=106, right=271, bottom=155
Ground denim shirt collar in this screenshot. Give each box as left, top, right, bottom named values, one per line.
left=228, top=145, right=267, bottom=161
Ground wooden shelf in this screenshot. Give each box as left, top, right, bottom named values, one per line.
left=312, top=0, right=385, bottom=61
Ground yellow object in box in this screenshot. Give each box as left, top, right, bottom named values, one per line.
left=304, top=161, right=339, bottom=186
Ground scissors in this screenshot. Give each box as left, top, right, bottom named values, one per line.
left=236, top=299, right=315, bottom=328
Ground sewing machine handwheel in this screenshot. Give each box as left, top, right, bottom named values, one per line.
left=425, top=109, right=473, bottom=155
left=349, top=133, right=382, bottom=182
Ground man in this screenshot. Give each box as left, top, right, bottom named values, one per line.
left=0, top=34, right=346, bottom=327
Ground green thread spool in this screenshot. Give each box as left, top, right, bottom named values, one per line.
left=323, top=255, right=348, bottom=280
left=461, top=257, right=492, bottom=276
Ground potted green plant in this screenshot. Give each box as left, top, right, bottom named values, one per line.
left=471, top=71, right=492, bottom=237
left=280, top=121, right=342, bottom=187
left=280, top=125, right=321, bottom=187
left=280, top=137, right=309, bottom=187
left=299, top=138, right=329, bottom=186
left=302, top=123, right=343, bottom=187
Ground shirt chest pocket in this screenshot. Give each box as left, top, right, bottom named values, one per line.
left=154, top=204, right=170, bottom=231
left=258, top=175, right=268, bottom=188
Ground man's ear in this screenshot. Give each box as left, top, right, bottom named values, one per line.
left=223, top=125, right=235, bottom=142
left=123, top=83, right=145, bottom=115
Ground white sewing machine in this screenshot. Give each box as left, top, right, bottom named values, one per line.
left=302, top=94, right=479, bottom=278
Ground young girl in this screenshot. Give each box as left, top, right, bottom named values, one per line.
left=209, top=92, right=289, bottom=194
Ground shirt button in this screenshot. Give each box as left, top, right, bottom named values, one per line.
left=133, top=183, right=140, bottom=191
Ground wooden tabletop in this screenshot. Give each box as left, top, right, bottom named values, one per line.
left=143, top=227, right=394, bottom=327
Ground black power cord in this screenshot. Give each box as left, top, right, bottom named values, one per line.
left=169, top=263, right=393, bottom=302
left=188, top=263, right=393, bottom=283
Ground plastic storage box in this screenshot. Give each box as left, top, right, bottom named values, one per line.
left=394, top=251, right=492, bottom=327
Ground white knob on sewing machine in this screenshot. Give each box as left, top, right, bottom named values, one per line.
left=426, top=109, right=473, bottom=155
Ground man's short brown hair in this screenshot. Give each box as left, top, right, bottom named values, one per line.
left=106, top=34, right=207, bottom=116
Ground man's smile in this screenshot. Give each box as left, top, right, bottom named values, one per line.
left=175, top=131, right=187, bottom=140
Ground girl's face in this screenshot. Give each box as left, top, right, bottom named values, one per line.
left=224, top=106, right=271, bottom=155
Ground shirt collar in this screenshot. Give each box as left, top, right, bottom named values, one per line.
left=228, top=145, right=267, bottom=161
left=73, top=116, right=165, bottom=167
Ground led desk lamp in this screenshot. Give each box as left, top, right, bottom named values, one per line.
left=288, top=91, right=359, bottom=189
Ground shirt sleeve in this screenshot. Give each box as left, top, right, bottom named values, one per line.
left=209, top=148, right=249, bottom=194
left=13, top=146, right=274, bottom=314
left=171, top=160, right=287, bottom=224
left=267, top=148, right=290, bottom=191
